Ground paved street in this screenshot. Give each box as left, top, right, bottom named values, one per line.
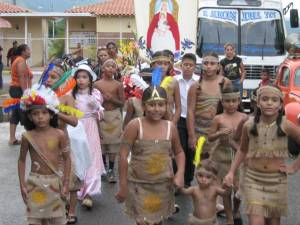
left=1, top=123, right=300, bottom=225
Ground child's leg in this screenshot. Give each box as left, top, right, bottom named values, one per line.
left=248, top=214, right=265, bottom=225
left=67, top=191, right=78, bottom=219
left=223, top=191, right=234, bottom=224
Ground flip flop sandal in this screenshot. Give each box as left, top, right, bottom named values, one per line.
left=67, top=215, right=77, bottom=224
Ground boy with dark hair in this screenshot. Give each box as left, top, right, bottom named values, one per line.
left=175, top=53, right=199, bottom=187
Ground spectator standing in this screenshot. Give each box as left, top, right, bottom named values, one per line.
left=8, top=44, right=32, bottom=145
left=220, top=43, right=245, bottom=96
left=6, top=41, right=18, bottom=67
left=259, top=68, right=273, bottom=87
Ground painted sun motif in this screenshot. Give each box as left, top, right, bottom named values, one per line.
left=143, top=194, right=162, bottom=213
left=31, top=189, right=47, bottom=205
left=47, top=139, right=58, bottom=150
left=146, top=154, right=167, bottom=175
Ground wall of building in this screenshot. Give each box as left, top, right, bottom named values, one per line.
left=0, top=17, right=45, bottom=67
left=96, top=16, right=137, bottom=46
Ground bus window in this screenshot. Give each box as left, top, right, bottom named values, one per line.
left=280, top=67, right=290, bottom=87
left=294, top=67, right=300, bottom=87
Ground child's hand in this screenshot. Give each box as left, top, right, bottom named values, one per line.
left=223, top=172, right=234, bottom=187
left=61, top=184, right=69, bottom=202
left=188, top=135, right=196, bottom=150
left=115, top=187, right=127, bottom=203
left=103, top=93, right=112, bottom=101
left=20, top=185, right=28, bottom=204
left=173, top=173, right=184, bottom=189
left=219, top=128, right=232, bottom=137
left=279, top=163, right=296, bottom=175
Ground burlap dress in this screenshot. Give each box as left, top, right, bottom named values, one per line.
left=244, top=117, right=289, bottom=218
left=194, top=84, right=220, bottom=155
left=125, top=118, right=175, bottom=224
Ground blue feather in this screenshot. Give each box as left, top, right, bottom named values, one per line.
left=151, top=67, right=162, bottom=87
left=4, top=104, right=20, bottom=113
left=39, top=63, right=55, bottom=87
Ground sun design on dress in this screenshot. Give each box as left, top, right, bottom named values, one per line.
left=143, top=194, right=162, bottom=213
left=103, top=124, right=117, bottom=133
left=47, top=139, right=58, bottom=150
left=146, top=154, right=166, bottom=175
left=31, top=189, right=47, bottom=205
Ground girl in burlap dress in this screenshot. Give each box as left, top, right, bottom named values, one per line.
left=116, top=86, right=185, bottom=225
left=208, top=86, right=247, bottom=225
left=224, top=85, right=300, bottom=225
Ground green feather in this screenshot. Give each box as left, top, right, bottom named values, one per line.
left=51, top=70, right=72, bottom=90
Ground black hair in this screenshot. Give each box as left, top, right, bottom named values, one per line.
left=23, top=108, right=58, bottom=131
left=162, top=49, right=174, bottom=61
left=261, top=68, right=270, bottom=75
left=250, top=86, right=285, bottom=137
left=182, top=53, right=197, bottom=64
left=142, top=86, right=169, bottom=120
left=16, top=44, right=29, bottom=56
left=197, top=160, right=218, bottom=176
left=151, top=51, right=172, bottom=75
left=72, top=69, right=93, bottom=99
left=106, top=42, right=118, bottom=49
left=216, top=85, right=243, bottom=114
left=142, top=86, right=167, bottom=103
left=197, top=52, right=220, bottom=93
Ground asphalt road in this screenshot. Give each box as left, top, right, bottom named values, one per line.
left=1, top=123, right=300, bottom=225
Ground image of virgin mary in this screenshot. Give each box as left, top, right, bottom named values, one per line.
left=147, top=0, right=180, bottom=56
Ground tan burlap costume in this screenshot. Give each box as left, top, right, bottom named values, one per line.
left=23, top=132, right=67, bottom=224
left=194, top=84, right=220, bottom=155
left=244, top=117, right=289, bottom=218
left=26, top=173, right=66, bottom=225
left=210, top=130, right=235, bottom=180
left=99, top=108, right=122, bottom=153
left=125, top=118, right=175, bottom=224
left=188, top=214, right=218, bottom=225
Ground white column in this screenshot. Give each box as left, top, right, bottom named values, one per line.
left=119, top=16, right=122, bottom=42
left=65, top=18, right=69, bottom=54
left=24, top=17, right=28, bottom=44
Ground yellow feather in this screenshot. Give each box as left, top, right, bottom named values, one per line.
left=160, top=76, right=174, bottom=90
left=193, top=136, right=206, bottom=167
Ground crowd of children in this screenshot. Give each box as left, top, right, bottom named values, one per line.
left=4, top=41, right=300, bottom=225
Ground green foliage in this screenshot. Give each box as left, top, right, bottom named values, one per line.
left=48, top=19, right=65, bottom=59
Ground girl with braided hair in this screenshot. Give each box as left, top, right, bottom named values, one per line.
left=224, top=85, right=300, bottom=225
left=187, top=52, right=231, bottom=159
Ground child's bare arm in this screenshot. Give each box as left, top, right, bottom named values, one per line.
left=123, top=99, right=134, bottom=129
left=171, top=123, right=185, bottom=188
left=58, top=96, right=78, bottom=127
left=109, top=83, right=125, bottom=108
left=216, top=186, right=226, bottom=196
left=18, top=134, right=29, bottom=204
left=60, top=131, right=71, bottom=193
left=116, top=120, right=138, bottom=203
left=180, top=186, right=194, bottom=195
left=207, top=116, right=220, bottom=142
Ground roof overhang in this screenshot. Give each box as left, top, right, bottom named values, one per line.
left=0, top=12, right=93, bottom=17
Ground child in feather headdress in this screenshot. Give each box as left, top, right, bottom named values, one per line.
left=42, top=61, right=81, bottom=224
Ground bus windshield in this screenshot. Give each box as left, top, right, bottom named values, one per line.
left=197, top=8, right=285, bottom=57
left=197, top=8, right=238, bottom=56
left=241, top=10, right=285, bottom=56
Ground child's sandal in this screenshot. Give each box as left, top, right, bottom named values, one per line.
left=67, top=215, right=77, bottom=224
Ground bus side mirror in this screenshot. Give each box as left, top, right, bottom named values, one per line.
left=290, top=9, right=299, bottom=28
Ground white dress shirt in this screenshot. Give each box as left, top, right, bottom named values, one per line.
left=175, top=73, right=200, bottom=118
